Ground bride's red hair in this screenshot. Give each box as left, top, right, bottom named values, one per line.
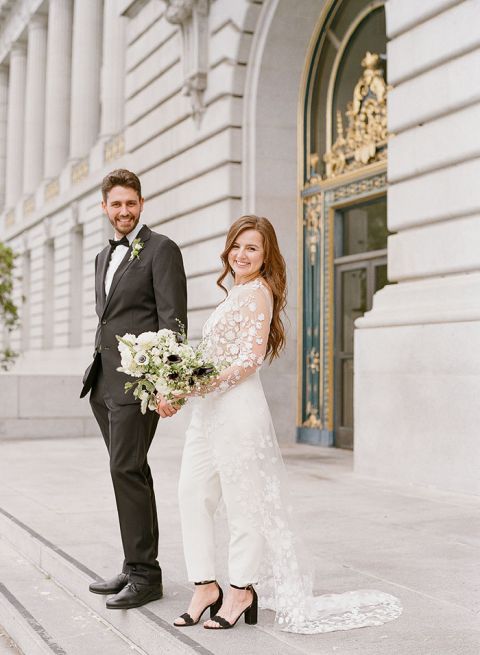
left=217, top=215, right=287, bottom=362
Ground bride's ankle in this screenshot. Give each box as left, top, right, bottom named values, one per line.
left=193, top=580, right=218, bottom=596
left=229, top=584, right=254, bottom=602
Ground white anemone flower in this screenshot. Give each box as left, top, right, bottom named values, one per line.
left=134, top=351, right=149, bottom=366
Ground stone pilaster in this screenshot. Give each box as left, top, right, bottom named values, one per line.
left=100, top=0, right=126, bottom=137
left=5, top=43, right=27, bottom=209
left=23, top=14, right=48, bottom=194
left=44, top=0, right=73, bottom=179
left=69, top=0, right=103, bottom=159
left=0, top=65, right=9, bottom=211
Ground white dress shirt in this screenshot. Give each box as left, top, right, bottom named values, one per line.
left=105, top=223, right=144, bottom=296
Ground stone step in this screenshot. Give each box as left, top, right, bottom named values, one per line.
left=0, top=506, right=303, bottom=655
left=0, top=536, right=146, bottom=655
left=0, top=509, right=210, bottom=655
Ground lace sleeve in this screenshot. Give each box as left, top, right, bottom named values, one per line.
left=197, top=283, right=273, bottom=395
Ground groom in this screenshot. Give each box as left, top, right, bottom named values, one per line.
left=80, top=169, right=187, bottom=609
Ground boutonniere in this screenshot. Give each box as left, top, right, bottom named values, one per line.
left=129, top=239, right=144, bottom=261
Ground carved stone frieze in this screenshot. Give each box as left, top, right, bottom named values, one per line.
left=5, top=209, right=15, bottom=227
left=44, top=177, right=60, bottom=202
left=104, top=133, right=125, bottom=163
left=165, top=0, right=209, bottom=126
left=323, top=51, right=388, bottom=179
left=23, top=195, right=35, bottom=216
left=71, top=158, right=89, bottom=185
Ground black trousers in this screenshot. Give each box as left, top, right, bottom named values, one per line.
left=89, top=361, right=162, bottom=585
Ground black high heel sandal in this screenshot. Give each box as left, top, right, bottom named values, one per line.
left=173, top=580, right=223, bottom=627
left=204, top=583, right=258, bottom=629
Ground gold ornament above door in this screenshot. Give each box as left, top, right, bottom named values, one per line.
left=323, top=51, right=388, bottom=179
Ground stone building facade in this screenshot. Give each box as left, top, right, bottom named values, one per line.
left=0, top=0, right=479, bottom=496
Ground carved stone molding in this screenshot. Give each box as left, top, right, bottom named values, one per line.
left=23, top=195, right=35, bottom=217
left=5, top=208, right=15, bottom=227
left=44, top=177, right=60, bottom=202
left=0, top=0, right=43, bottom=64
left=165, top=0, right=209, bottom=126
left=71, top=158, right=89, bottom=185
left=104, top=133, right=125, bottom=163
left=42, top=215, right=52, bottom=242
left=323, top=51, right=388, bottom=179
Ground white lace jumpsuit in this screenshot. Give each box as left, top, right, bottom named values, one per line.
left=178, top=279, right=272, bottom=587
left=178, top=278, right=402, bottom=633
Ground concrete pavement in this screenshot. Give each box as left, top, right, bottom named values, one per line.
left=0, top=409, right=478, bottom=655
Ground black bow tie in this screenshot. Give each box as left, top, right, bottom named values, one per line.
left=109, top=236, right=129, bottom=249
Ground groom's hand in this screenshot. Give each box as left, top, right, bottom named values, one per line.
left=156, top=395, right=178, bottom=418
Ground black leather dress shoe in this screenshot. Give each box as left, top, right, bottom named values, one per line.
left=89, top=573, right=129, bottom=595
left=106, top=582, right=163, bottom=610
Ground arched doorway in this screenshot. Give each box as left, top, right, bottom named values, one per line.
left=298, top=1, right=389, bottom=448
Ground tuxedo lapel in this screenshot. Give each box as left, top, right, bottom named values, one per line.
left=101, top=225, right=152, bottom=318
left=97, top=247, right=111, bottom=311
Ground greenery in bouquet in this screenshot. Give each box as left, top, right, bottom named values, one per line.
left=116, top=326, right=220, bottom=414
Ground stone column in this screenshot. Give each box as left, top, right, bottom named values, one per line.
left=0, top=65, right=9, bottom=211
left=100, top=0, right=126, bottom=137
left=23, top=14, right=48, bottom=195
left=44, top=0, right=73, bottom=179
left=354, top=0, right=480, bottom=496
left=69, top=0, right=103, bottom=159
left=5, top=43, right=27, bottom=209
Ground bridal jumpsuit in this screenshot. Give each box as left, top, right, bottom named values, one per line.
left=178, top=278, right=402, bottom=633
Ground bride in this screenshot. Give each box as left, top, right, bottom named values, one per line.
left=156, top=215, right=402, bottom=632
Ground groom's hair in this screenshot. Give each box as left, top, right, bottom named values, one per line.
left=102, top=169, right=142, bottom=202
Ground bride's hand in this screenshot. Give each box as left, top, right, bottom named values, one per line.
left=156, top=394, right=179, bottom=418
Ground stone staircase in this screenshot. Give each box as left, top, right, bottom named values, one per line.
left=0, top=508, right=214, bottom=655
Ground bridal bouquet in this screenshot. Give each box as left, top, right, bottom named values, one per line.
left=116, top=327, right=219, bottom=414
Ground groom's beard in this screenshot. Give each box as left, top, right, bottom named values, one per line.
left=112, top=214, right=140, bottom=237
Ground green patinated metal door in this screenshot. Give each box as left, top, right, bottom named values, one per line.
left=298, top=0, right=389, bottom=448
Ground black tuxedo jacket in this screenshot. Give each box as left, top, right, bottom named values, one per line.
left=80, top=225, right=187, bottom=404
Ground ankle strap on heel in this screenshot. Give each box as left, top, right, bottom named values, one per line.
left=194, top=580, right=216, bottom=586
left=230, top=583, right=254, bottom=590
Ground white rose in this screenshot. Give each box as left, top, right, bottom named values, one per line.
left=120, top=351, right=134, bottom=371
left=137, top=332, right=158, bottom=348
left=154, top=380, right=169, bottom=395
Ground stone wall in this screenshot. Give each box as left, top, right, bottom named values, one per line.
left=354, top=0, right=480, bottom=495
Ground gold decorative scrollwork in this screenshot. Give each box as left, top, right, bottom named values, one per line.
left=325, top=172, right=387, bottom=203
left=307, top=347, right=320, bottom=374
left=304, top=193, right=322, bottom=266
left=303, top=401, right=322, bottom=428
left=324, top=51, right=388, bottom=179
